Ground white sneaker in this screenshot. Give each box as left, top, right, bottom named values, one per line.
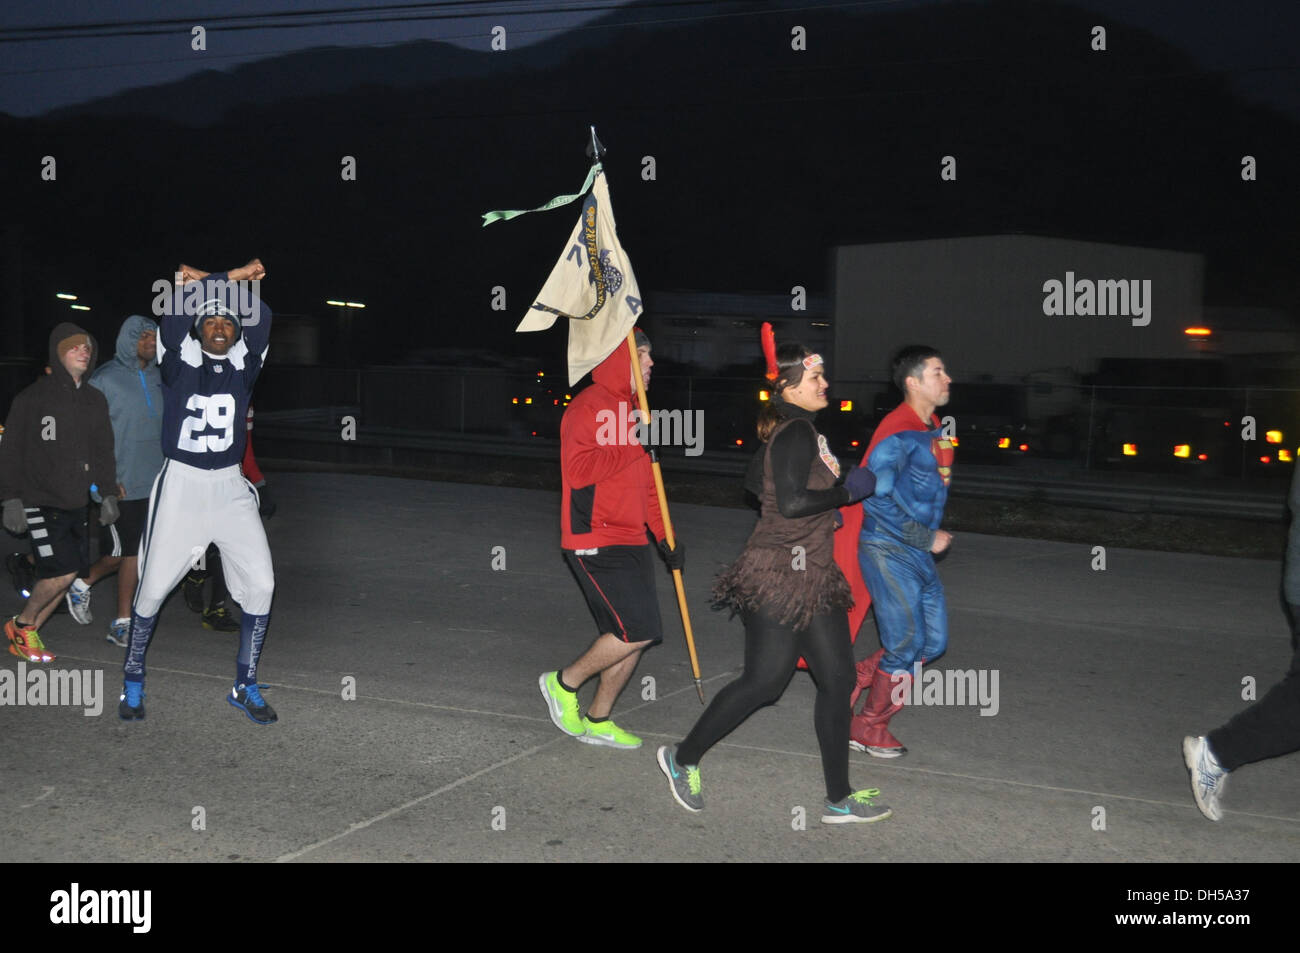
left=1183, top=735, right=1228, bottom=821
left=65, top=579, right=92, bottom=625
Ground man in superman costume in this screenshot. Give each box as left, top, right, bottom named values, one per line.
left=833, top=346, right=954, bottom=758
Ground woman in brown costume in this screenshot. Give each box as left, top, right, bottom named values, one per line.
left=657, top=325, right=891, bottom=823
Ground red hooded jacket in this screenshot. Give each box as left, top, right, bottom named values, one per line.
left=560, top=342, right=666, bottom=550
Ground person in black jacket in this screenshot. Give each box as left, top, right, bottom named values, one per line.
left=0, top=323, right=119, bottom=663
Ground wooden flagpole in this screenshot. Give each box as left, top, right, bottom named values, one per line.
left=593, top=124, right=705, bottom=704
left=626, top=330, right=705, bottom=704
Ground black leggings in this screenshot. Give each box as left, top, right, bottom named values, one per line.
left=677, top=607, right=855, bottom=802
left=1209, top=641, right=1300, bottom=772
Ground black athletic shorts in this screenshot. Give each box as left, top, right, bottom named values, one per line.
left=564, top=544, right=663, bottom=646
left=26, top=506, right=89, bottom=579
left=98, top=498, right=147, bottom=559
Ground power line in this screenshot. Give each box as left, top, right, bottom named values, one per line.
left=2, top=1, right=604, bottom=35
left=0, top=0, right=910, bottom=78
left=0, top=0, right=728, bottom=42
left=0, top=0, right=925, bottom=44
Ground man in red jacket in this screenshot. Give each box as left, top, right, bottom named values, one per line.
left=539, top=330, right=683, bottom=749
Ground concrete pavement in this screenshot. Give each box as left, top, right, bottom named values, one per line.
left=2, top=473, right=1297, bottom=863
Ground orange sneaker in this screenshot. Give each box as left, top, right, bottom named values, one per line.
left=6, top=616, right=54, bottom=663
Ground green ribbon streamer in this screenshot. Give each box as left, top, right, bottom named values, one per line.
left=481, top=163, right=601, bottom=227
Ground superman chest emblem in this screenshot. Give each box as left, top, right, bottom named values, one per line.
left=931, top=436, right=954, bottom=486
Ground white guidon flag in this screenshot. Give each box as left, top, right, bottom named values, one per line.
left=515, top=166, right=645, bottom=386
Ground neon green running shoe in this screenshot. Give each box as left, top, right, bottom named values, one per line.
left=579, top=716, right=642, bottom=749
left=822, top=788, right=892, bottom=824
left=539, top=671, right=583, bottom=737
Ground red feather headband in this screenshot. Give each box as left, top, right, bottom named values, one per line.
left=761, top=322, right=822, bottom=383
left=761, top=322, right=778, bottom=381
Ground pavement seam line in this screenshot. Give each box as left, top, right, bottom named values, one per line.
left=274, top=738, right=563, bottom=862
left=680, top=738, right=1300, bottom=824
left=55, top=657, right=737, bottom=724
left=46, top=657, right=565, bottom=723
left=267, top=675, right=733, bottom=862
left=56, top=658, right=1293, bottom=825
left=616, top=671, right=737, bottom=715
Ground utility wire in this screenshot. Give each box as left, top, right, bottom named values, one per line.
left=0, top=0, right=909, bottom=42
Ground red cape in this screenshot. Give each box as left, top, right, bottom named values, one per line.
left=834, top=403, right=940, bottom=640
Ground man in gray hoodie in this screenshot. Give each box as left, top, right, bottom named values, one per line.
left=69, top=315, right=164, bottom=646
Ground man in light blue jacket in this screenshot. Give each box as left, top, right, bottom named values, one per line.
left=71, top=315, right=164, bottom=646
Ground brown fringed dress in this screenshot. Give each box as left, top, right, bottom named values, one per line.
left=712, top=406, right=852, bottom=631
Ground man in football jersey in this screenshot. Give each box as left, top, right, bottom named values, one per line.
left=180, top=406, right=276, bottom=633
left=119, top=258, right=277, bottom=725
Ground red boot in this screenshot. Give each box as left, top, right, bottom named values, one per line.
left=848, top=648, right=886, bottom=711
left=850, top=665, right=909, bottom=758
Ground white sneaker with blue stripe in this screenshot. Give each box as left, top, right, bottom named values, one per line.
left=66, top=579, right=92, bottom=624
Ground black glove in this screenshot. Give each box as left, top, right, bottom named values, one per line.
left=843, top=466, right=876, bottom=503
left=657, top=538, right=685, bottom=572
left=3, top=499, right=27, bottom=535
left=833, top=510, right=844, bottom=529
left=257, top=485, right=276, bottom=520
left=98, top=495, right=120, bottom=526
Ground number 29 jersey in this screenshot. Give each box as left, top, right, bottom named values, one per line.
left=157, top=273, right=271, bottom=470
